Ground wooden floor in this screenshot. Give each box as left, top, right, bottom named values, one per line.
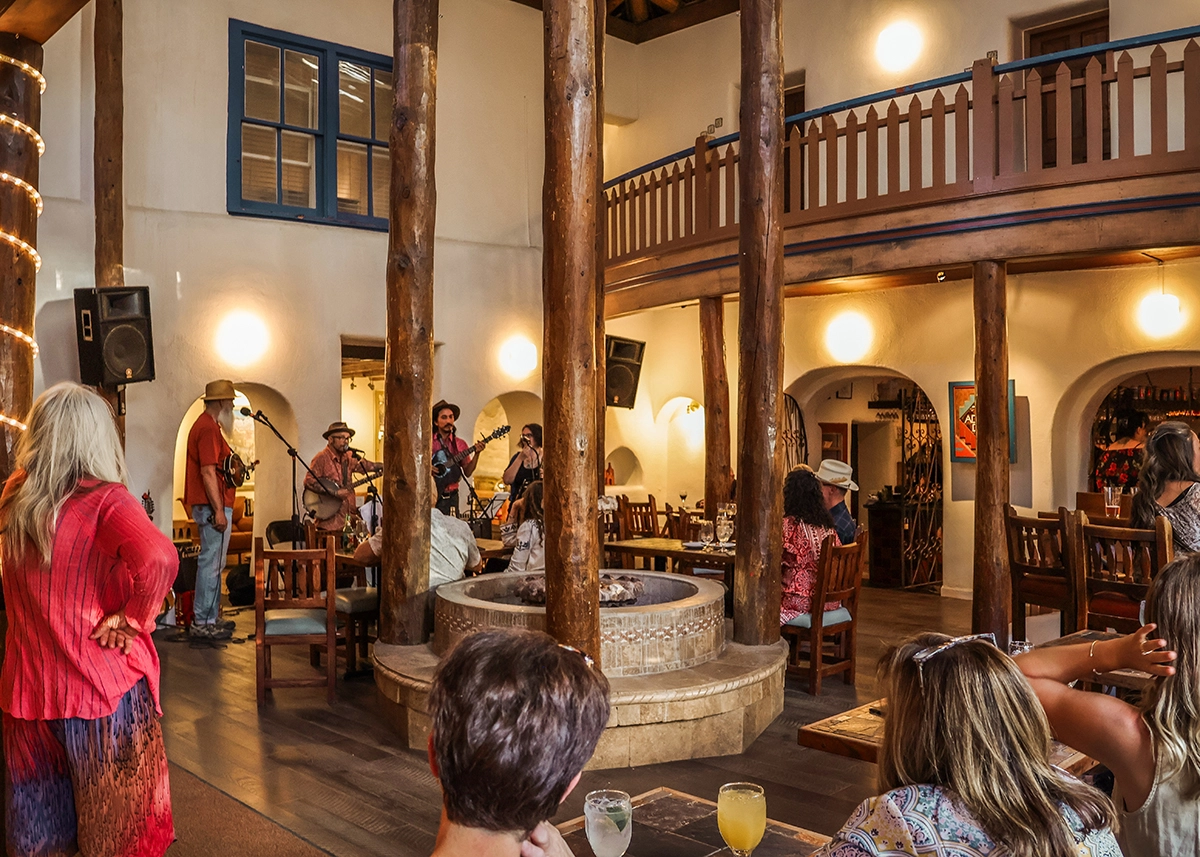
left=158, top=587, right=970, bottom=856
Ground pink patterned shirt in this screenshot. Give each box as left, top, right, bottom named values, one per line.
left=780, top=518, right=841, bottom=624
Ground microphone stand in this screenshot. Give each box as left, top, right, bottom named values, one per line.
left=248, top=410, right=320, bottom=549
left=351, top=451, right=382, bottom=587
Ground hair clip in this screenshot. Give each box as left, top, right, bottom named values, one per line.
left=558, top=643, right=595, bottom=669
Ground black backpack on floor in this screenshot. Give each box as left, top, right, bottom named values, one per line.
left=226, top=563, right=254, bottom=607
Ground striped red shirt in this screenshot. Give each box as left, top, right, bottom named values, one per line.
left=1, top=476, right=178, bottom=720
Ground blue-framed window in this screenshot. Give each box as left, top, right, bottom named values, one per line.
left=227, top=20, right=392, bottom=230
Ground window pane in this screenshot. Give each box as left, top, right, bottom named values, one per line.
left=371, top=146, right=389, bottom=218
left=337, top=140, right=368, bottom=214
left=284, top=50, right=320, bottom=129
left=373, top=70, right=393, bottom=142
left=339, top=61, right=371, bottom=138
left=281, top=131, right=316, bottom=208
left=244, top=41, right=280, bottom=122
left=241, top=124, right=277, bottom=203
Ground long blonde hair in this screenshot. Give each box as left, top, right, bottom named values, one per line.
left=878, top=634, right=1116, bottom=857
left=1141, top=554, right=1200, bottom=798
left=0, top=383, right=127, bottom=565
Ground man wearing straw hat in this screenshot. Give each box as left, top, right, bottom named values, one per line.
left=184, top=380, right=239, bottom=641
left=305, top=420, right=382, bottom=534
left=815, top=458, right=859, bottom=547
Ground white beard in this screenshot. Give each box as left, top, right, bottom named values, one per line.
left=217, top=403, right=234, bottom=436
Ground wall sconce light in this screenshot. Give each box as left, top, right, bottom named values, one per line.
left=498, top=335, right=539, bottom=380
left=1137, top=255, right=1185, bottom=338
left=876, top=21, right=923, bottom=73
left=825, top=311, right=874, bottom=363
left=215, top=310, right=269, bottom=367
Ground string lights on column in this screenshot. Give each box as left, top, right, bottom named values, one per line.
left=0, top=51, right=44, bottom=433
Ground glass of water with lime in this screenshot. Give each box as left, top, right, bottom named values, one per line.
left=584, top=789, right=632, bottom=857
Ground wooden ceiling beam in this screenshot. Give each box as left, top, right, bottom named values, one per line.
left=647, top=0, right=679, bottom=12
left=628, top=0, right=650, bottom=24
left=0, top=0, right=88, bottom=43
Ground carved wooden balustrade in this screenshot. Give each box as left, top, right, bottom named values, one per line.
left=604, top=26, right=1200, bottom=285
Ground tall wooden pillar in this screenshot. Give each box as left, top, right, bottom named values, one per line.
left=381, top=0, right=438, bottom=645
left=542, top=0, right=601, bottom=662
left=594, top=0, right=607, bottom=495
left=700, top=296, right=732, bottom=519
left=94, top=0, right=125, bottom=438
left=733, top=0, right=785, bottom=646
left=0, top=33, right=43, bottom=479
left=972, top=260, right=1010, bottom=639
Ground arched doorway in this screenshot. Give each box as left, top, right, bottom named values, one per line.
left=788, top=370, right=943, bottom=590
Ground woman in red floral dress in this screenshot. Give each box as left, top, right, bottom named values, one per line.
left=1093, top=409, right=1149, bottom=491
left=780, top=467, right=842, bottom=626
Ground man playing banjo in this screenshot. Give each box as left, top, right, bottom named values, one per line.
left=304, top=421, right=382, bottom=534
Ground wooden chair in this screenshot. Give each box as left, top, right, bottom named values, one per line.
left=621, top=495, right=660, bottom=538
left=1071, top=511, right=1173, bottom=635
left=781, top=533, right=866, bottom=695
left=1006, top=506, right=1075, bottom=638
left=304, top=534, right=379, bottom=674
left=255, top=537, right=338, bottom=705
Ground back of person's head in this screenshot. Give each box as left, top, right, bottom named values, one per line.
left=878, top=633, right=1114, bottom=857
left=0, top=382, right=126, bottom=565
left=429, top=629, right=610, bottom=834
left=524, top=423, right=543, bottom=448
left=782, top=467, right=835, bottom=529
left=1133, top=421, right=1198, bottom=527
left=1113, top=409, right=1149, bottom=442
left=523, top=480, right=546, bottom=531
left=1142, top=554, right=1200, bottom=798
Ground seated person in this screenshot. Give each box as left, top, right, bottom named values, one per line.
left=501, top=480, right=546, bottom=574
left=814, top=633, right=1120, bottom=857
left=428, top=628, right=610, bottom=857
left=1131, top=420, right=1200, bottom=554
left=815, top=459, right=858, bottom=547
left=780, top=467, right=841, bottom=626
left=353, top=478, right=482, bottom=586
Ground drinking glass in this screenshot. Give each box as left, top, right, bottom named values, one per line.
left=699, top=520, right=715, bottom=551
left=679, top=492, right=688, bottom=509
left=719, top=502, right=737, bottom=518
left=584, top=790, right=632, bottom=857
left=715, top=515, right=734, bottom=550
left=1103, top=485, right=1122, bottom=517
left=1008, top=640, right=1034, bottom=656
left=717, top=782, right=766, bottom=857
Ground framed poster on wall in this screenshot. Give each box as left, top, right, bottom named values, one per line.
left=949, top=380, right=1017, bottom=463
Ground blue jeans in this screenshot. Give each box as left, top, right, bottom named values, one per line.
left=192, top=504, right=232, bottom=626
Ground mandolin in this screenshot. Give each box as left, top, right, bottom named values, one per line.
left=433, top=425, right=510, bottom=494
left=221, top=452, right=258, bottom=488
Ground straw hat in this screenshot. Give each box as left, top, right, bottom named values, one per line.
left=322, top=421, right=356, bottom=439
left=202, top=379, right=236, bottom=401
left=814, top=459, right=858, bottom=491
left=432, top=400, right=461, bottom=423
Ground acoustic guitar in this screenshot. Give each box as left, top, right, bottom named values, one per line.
left=303, top=471, right=381, bottom=522
left=433, top=425, right=510, bottom=494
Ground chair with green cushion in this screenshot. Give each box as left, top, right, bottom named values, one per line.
left=781, top=532, right=866, bottom=695
left=254, top=537, right=338, bottom=706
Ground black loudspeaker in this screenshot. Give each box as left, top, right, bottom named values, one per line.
left=74, top=287, right=156, bottom=386
left=605, top=335, right=645, bottom=409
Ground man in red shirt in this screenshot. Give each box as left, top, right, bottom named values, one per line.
left=184, top=380, right=238, bottom=641
left=432, top=401, right=483, bottom=515
left=304, top=421, right=382, bottom=534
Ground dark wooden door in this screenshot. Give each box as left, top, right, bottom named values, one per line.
left=1028, top=13, right=1110, bottom=167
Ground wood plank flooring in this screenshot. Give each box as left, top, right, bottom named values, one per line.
left=158, top=587, right=970, bottom=856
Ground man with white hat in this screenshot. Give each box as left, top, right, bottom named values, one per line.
left=815, top=459, right=859, bottom=547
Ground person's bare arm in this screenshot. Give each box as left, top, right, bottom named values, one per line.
left=462, top=442, right=483, bottom=477
left=502, top=454, right=522, bottom=485
left=352, top=537, right=380, bottom=565
left=200, top=464, right=227, bottom=531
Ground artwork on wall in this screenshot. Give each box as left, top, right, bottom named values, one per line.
left=835, top=382, right=854, bottom=399
left=949, top=380, right=1017, bottom=463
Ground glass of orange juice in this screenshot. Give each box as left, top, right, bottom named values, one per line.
left=717, top=782, right=766, bottom=857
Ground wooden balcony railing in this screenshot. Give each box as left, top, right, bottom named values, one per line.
left=604, top=25, right=1200, bottom=267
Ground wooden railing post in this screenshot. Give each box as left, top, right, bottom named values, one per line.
left=972, top=260, right=1010, bottom=642
left=693, top=135, right=709, bottom=236
left=972, top=58, right=997, bottom=192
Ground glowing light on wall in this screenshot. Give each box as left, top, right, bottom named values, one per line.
left=1138, top=292, right=1184, bottom=338
left=825, top=311, right=874, bottom=362
left=679, top=401, right=705, bottom=449
left=498, top=335, right=538, bottom=379
left=215, top=310, right=270, bottom=366
left=875, top=21, right=923, bottom=73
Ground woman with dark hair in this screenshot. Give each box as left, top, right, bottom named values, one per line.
left=1131, top=420, right=1200, bottom=553
left=1093, top=408, right=1149, bottom=490
left=816, top=633, right=1120, bottom=857
left=503, top=423, right=543, bottom=502
left=780, top=466, right=841, bottom=627
left=502, top=480, right=545, bottom=573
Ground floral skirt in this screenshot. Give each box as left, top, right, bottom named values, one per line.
left=4, top=678, right=174, bottom=857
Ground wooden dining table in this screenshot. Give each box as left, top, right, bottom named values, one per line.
left=556, top=786, right=829, bottom=857
left=604, top=538, right=734, bottom=575
left=476, top=537, right=513, bottom=561
left=798, top=699, right=1099, bottom=777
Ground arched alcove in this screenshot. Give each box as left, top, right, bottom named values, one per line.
left=605, top=446, right=644, bottom=487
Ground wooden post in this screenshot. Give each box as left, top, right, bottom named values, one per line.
left=542, top=0, right=601, bottom=662
left=972, top=260, right=1010, bottom=640
left=381, top=0, right=438, bottom=645
left=700, top=296, right=732, bottom=519
left=733, top=0, right=784, bottom=646
left=594, top=0, right=607, bottom=496
left=94, top=0, right=125, bottom=439
left=0, top=33, right=42, bottom=479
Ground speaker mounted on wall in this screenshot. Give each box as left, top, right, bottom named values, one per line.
left=605, top=335, right=644, bottom=409
left=74, top=287, right=156, bottom=387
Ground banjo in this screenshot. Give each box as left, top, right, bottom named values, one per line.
left=303, top=471, right=380, bottom=522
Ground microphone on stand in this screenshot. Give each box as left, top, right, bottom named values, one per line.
left=239, top=406, right=267, bottom=422
left=239, top=406, right=253, bottom=417
left=349, top=447, right=367, bottom=458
